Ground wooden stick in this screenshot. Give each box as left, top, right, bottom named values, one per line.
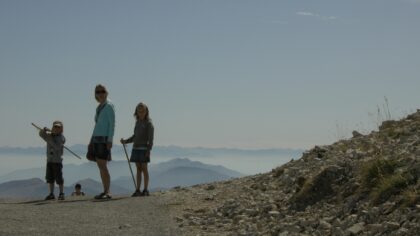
left=123, top=143, right=137, bottom=189
left=31, top=123, right=82, bottom=160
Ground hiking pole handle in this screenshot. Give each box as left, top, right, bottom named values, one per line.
left=31, top=122, right=82, bottom=160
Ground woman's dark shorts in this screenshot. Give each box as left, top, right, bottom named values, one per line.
left=93, top=143, right=111, bottom=161
left=46, top=162, right=64, bottom=184
left=130, top=149, right=150, bottom=163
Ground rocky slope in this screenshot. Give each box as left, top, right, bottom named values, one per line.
left=164, top=111, right=420, bottom=235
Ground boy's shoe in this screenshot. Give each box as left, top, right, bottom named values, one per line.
left=58, top=193, right=65, bottom=201
left=44, top=193, right=55, bottom=200
left=94, top=192, right=112, bottom=200
left=131, top=190, right=142, bottom=197
left=141, top=189, right=150, bottom=196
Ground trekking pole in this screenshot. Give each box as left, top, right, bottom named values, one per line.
left=31, top=123, right=82, bottom=160
left=122, top=143, right=137, bottom=189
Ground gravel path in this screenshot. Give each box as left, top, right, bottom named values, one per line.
left=0, top=195, right=181, bottom=236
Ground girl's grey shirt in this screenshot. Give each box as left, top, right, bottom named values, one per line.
left=39, top=130, right=65, bottom=163
left=126, top=120, right=154, bottom=150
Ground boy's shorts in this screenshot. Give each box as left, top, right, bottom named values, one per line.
left=93, top=143, right=112, bottom=161
left=130, top=149, right=150, bottom=163
left=46, top=162, right=63, bottom=184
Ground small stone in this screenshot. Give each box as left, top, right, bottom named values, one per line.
left=244, top=209, right=258, bottom=217
left=183, top=213, right=192, bottom=218
left=346, top=222, right=365, bottom=235
left=385, top=222, right=400, bottom=230
left=118, top=224, right=132, bottom=229
left=287, top=225, right=302, bottom=233
left=319, top=220, right=332, bottom=229
left=194, top=208, right=207, bottom=213
left=352, top=131, right=362, bottom=138
left=345, top=214, right=358, bottom=226
left=206, top=185, right=216, bottom=191
left=204, top=195, right=215, bottom=201
left=365, top=224, right=383, bottom=234
left=396, top=228, right=409, bottom=235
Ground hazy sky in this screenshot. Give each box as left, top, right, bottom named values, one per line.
left=1, top=0, right=419, bottom=149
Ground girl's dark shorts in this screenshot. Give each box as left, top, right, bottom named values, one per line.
left=130, top=149, right=150, bottom=163
left=46, top=162, right=63, bottom=184
left=93, top=143, right=111, bottom=161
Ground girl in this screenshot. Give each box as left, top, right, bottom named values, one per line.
left=121, top=102, right=154, bottom=197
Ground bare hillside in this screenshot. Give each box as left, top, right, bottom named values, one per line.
left=165, top=111, right=420, bottom=235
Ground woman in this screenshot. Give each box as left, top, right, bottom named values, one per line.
left=90, top=84, right=115, bottom=199
left=121, top=102, right=154, bottom=197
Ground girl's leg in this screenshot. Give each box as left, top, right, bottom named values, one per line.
left=141, top=163, right=149, bottom=191
left=136, top=163, right=143, bottom=191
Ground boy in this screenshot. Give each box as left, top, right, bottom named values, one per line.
left=71, top=183, right=85, bottom=196
left=39, top=121, right=66, bottom=200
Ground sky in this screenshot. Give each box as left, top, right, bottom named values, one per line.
left=0, top=0, right=419, bottom=149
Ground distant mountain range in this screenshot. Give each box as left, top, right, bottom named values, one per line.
left=0, top=145, right=303, bottom=158
left=0, top=145, right=303, bottom=200
left=0, top=158, right=244, bottom=199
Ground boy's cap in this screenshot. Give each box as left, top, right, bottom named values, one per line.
left=53, top=121, right=63, bottom=127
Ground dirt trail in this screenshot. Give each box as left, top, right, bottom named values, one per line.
left=0, top=195, right=181, bottom=236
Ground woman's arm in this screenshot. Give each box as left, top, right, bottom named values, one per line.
left=105, top=103, right=115, bottom=144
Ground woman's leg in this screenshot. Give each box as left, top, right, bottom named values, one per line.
left=96, top=159, right=110, bottom=194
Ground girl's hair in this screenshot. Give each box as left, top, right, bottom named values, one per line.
left=94, top=84, right=108, bottom=102
left=134, top=102, right=151, bottom=121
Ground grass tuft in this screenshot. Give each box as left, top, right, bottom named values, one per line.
left=360, top=158, right=398, bottom=189
left=402, top=187, right=420, bottom=207
left=371, top=174, right=408, bottom=205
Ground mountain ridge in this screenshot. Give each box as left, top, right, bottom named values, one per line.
left=0, top=145, right=303, bottom=158
left=0, top=158, right=243, bottom=199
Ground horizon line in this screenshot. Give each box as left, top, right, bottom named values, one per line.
left=0, top=144, right=306, bottom=151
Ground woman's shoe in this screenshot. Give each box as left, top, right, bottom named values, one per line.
left=94, top=192, right=105, bottom=199
left=94, top=192, right=111, bottom=200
